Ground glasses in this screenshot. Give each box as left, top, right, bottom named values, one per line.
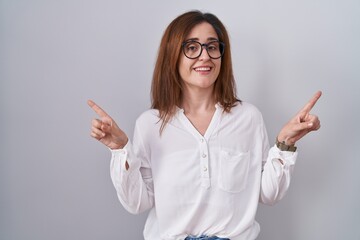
left=181, top=40, right=225, bottom=59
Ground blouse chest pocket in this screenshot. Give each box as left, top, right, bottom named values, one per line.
left=218, top=150, right=250, bottom=193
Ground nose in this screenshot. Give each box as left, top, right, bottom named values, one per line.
left=199, top=46, right=211, bottom=60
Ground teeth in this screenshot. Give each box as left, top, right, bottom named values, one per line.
left=195, top=67, right=211, bottom=71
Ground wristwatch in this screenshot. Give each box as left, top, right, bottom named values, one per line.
left=276, top=138, right=297, bottom=152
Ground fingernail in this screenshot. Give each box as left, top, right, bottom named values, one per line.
left=308, top=122, right=313, bottom=127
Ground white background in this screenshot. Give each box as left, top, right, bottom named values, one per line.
left=1, top=0, right=359, bottom=239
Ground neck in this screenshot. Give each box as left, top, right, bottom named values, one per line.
left=181, top=88, right=216, bottom=114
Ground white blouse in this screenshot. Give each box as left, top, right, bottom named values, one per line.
left=110, top=102, right=297, bottom=240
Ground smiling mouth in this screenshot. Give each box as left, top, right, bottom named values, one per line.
left=194, top=67, right=212, bottom=72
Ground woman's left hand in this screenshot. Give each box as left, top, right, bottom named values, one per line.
left=277, top=91, right=322, bottom=145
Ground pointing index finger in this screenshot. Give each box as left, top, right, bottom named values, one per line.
left=87, top=99, right=109, bottom=118
left=300, top=91, right=322, bottom=114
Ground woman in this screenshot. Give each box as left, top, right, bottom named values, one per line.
left=88, top=11, right=321, bottom=240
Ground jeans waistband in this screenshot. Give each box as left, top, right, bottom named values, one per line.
left=184, top=236, right=230, bottom=240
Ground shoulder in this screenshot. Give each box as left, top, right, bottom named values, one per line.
left=230, top=101, right=262, bottom=118
left=136, top=109, right=160, bottom=126
left=222, top=101, right=265, bottom=126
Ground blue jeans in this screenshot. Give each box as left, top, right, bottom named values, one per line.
left=184, top=235, right=230, bottom=240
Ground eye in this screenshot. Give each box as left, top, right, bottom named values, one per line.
left=208, top=45, right=217, bottom=50
left=207, top=42, right=219, bottom=51
left=186, top=43, right=198, bottom=52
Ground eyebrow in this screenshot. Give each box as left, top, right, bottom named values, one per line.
left=186, top=37, right=219, bottom=42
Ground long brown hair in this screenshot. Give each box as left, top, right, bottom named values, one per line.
left=151, top=10, right=240, bottom=133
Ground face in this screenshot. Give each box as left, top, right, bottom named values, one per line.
left=178, top=22, right=222, bottom=93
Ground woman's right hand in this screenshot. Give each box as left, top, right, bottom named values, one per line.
left=88, top=100, right=128, bottom=150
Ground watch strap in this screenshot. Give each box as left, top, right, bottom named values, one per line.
left=276, top=138, right=297, bottom=152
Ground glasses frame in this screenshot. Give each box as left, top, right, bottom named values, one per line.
left=181, top=40, right=225, bottom=60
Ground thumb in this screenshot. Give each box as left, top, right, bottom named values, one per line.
left=101, top=116, right=113, bottom=132
left=102, top=116, right=113, bottom=127
left=296, top=121, right=314, bottom=132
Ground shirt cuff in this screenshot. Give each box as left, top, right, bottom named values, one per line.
left=110, top=141, right=132, bottom=173
left=270, top=145, right=298, bottom=166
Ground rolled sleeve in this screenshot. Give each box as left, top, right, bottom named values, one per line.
left=260, top=145, right=298, bottom=205
left=109, top=136, right=153, bottom=214
left=110, top=141, right=138, bottom=175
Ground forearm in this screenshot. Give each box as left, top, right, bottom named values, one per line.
left=260, top=146, right=298, bottom=205
left=110, top=143, right=154, bottom=214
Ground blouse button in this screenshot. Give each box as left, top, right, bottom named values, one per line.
left=203, top=166, right=208, bottom=171
left=202, top=153, right=207, bottom=158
